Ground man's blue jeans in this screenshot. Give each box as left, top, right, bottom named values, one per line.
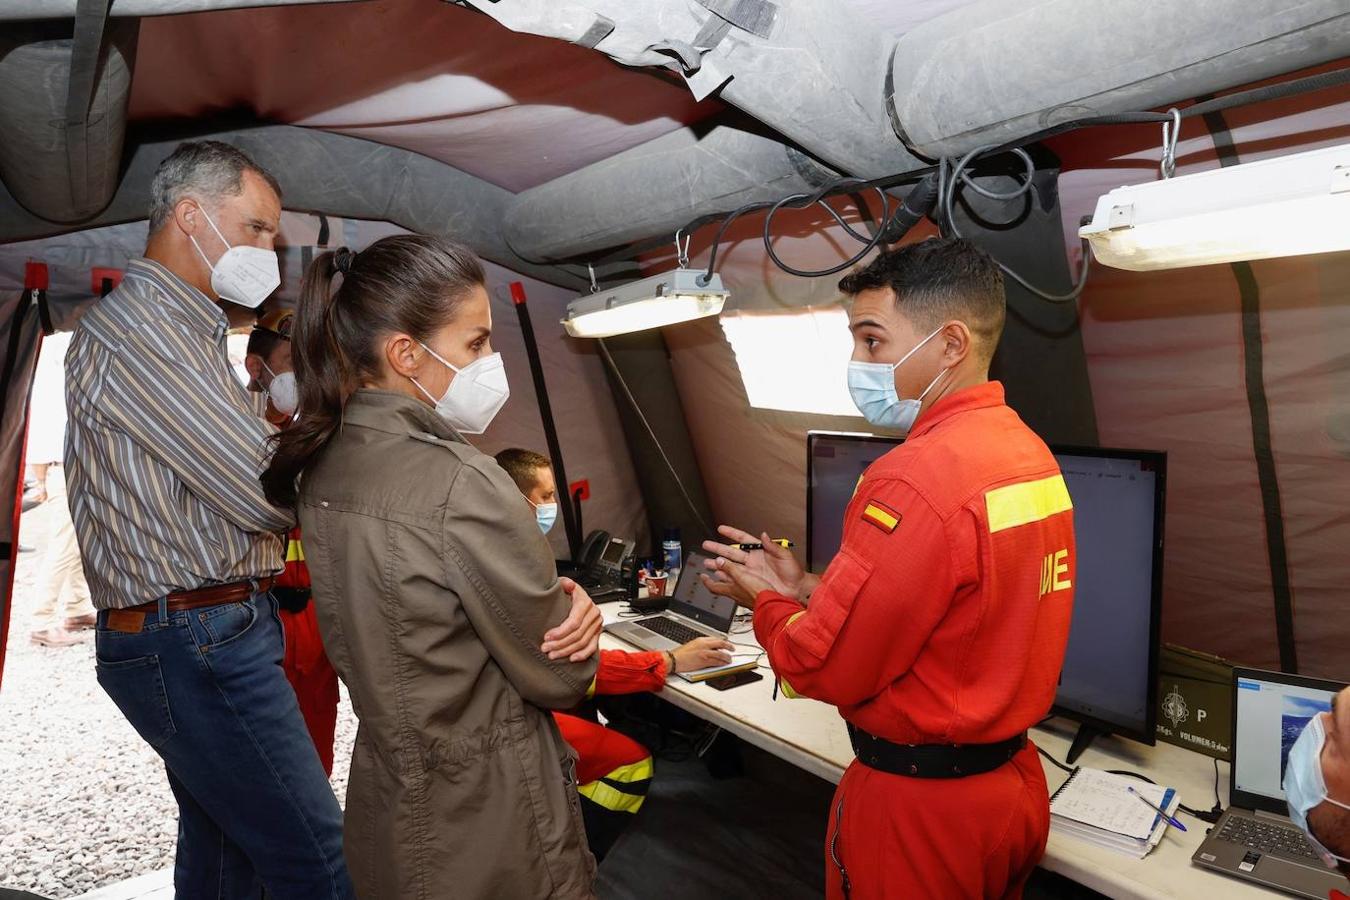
left=95, top=591, right=353, bottom=899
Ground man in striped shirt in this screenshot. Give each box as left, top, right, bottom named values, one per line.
left=65, top=141, right=353, bottom=898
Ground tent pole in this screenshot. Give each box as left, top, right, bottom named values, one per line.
left=509, top=282, right=581, bottom=562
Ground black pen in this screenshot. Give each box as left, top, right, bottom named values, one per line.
left=735, top=540, right=794, bottom=551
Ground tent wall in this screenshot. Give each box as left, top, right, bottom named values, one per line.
left=596, top=330, right=715, bottom=558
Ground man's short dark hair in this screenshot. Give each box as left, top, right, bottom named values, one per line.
left=494, top=448, right=552, bottom=494
left=838, top=238, right=1006, bottom=361
left=148, top=140, right=283, bottom=233
left=246, top=328, right=283, bottom=363
left=1309, top=804, right=1350, bottom=878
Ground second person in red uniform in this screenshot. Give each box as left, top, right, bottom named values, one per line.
left=704, top=238, right=1076, bottom=900
left=494, top=447, right=734, bottom=859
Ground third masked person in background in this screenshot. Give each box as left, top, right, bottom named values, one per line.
left=262, top=235, right=603, bottom=898
left=495, top=447, right=735, bottom=861
left=703, top=238, right=1076, bottom=900
left=245, top=306, right=340, bottom=775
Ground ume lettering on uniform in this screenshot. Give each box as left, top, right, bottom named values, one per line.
left=1039, top=548, right=1072, bottom=598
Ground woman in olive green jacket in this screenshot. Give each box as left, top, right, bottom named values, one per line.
left=262, top=235, right=602, bottom=898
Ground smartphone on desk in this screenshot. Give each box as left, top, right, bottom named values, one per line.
left=707, top=670, right=764, bottom=691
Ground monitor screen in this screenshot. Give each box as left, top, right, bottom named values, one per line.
left=807, top=432, right=900, bottom=572
left=1052, top=450, right=1163, bottom=737
left=1234, top=672, right=1341, bottom=807
left=806, top=432, right=1165, bottom=741
left=670, top=551, right=737, bottom=630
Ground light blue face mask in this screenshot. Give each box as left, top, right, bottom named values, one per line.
left=531, top=500, right=558, bottom=535
left=1283, top=713, right=1350, bottom=869
left=846, top=325, right=948, bottom=434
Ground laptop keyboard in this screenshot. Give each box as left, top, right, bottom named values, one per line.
left=1217, top=815, right=1320, bottom=861
left=640, top=616, right=705, bottom=646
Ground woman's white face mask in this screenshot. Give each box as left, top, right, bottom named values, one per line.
left=410, top=343, right=510, bottom=435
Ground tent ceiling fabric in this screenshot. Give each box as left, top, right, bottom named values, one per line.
left=126, top=0, right=711, bottom=193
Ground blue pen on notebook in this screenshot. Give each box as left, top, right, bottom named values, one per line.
left=1127, top=786, right=1186, bottom=832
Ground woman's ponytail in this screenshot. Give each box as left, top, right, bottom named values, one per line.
left=260, top=234, right=486, bottom=508
left=261, top=250, right=348, bottom=507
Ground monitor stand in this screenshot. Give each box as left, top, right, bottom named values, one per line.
left=1065, top=722, right=1105, bottom=765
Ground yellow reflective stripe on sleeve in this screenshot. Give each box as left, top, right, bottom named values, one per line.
left=285, top=539, right=305, bottom=563
left=577, top=756, right=654, bottom=814
left=603, top=757, right=654, bottom=785
left=984, top=475, right=1073, bottom=534
left=776, top=610, right=807, bottom=699
left=578, top=779, right=648, bottom=814
left=585, top=675, right=597, bottom=700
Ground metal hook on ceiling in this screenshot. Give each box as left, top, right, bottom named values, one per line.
left=1160, top=107, right=1182, bottom=179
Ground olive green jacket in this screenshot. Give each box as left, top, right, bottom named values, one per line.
left=298, top=390, right=597, bottom=899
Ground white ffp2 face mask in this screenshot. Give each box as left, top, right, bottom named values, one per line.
left=261, top=360, right=298, bottom=417
left=188, top=206, right=280, bottom=309
left=411, top=343, right=510, bottom=435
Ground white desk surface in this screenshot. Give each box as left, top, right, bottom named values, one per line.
left=600, top=610, right=1283, bottom=900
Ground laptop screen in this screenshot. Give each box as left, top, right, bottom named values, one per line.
left=1233, top=670, right=1341, bottom=812
left=668, top=552, right=737, bottom=631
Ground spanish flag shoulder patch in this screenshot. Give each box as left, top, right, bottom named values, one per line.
left=861, top=499, right=901, bottom=533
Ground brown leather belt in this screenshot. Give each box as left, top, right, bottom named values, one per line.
left=125, top=577, right=276, bottom=614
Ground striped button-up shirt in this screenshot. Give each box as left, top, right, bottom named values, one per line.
left=65, top=258, right=293, bottom=609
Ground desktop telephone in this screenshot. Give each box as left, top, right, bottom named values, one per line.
left=576, top=530, right=636, bottom=603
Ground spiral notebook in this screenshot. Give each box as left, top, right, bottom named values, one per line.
left=1049, top=767, right=1179, bottom=859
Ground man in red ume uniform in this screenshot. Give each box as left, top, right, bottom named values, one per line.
left=704, top=238, right=1076, bottom=899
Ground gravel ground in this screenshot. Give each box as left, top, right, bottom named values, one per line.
left=0, top=501, right=357, bottom=898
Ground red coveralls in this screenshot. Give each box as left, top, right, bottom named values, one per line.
left=554, top=649, right=664, bottom=859
left=276, top=528, right=341, bottom=775
left=754, top=382, right=1075, bottom=899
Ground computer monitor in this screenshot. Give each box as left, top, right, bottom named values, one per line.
left=1231, top=667, right=1346, bottom=816
left=669, top=552, right=737, bottom=631
left=806, top=432, right=902, bottom=572
left=806, top=432, right=1166, bottom=762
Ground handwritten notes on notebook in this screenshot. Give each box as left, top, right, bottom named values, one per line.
left=1050, top=767, right=1179, bottom=857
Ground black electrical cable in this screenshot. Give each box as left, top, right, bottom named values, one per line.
left=939, top=144, right=1092, bottom=304
left=603, top=65, right=1350, bottom=302
left=761, top=186, right=894, bottom=278
left=1038, top=745, right=1076, bottom=774
left=696, top=179, right=902, bottom=284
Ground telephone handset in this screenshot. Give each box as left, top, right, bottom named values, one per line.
left=576, top=529, right=636, bottom=602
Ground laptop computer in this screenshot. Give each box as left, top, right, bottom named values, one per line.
left=605, top=551, right=758, bottom=683
left=1191, top=667, right=1348, bottom=898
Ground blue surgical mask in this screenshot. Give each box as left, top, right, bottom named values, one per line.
left=529, top=499, right=558, bottom=534
left=847, top=326, right=949, bottom=434
left=1283, top=713, right=1350, bottom=869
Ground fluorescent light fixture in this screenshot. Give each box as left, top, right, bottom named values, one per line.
left=1080, top=142, right=1350, bottom=271
left=720, top=307, right=863, bottom=417
left=562, top=268, right=729, bottom=338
